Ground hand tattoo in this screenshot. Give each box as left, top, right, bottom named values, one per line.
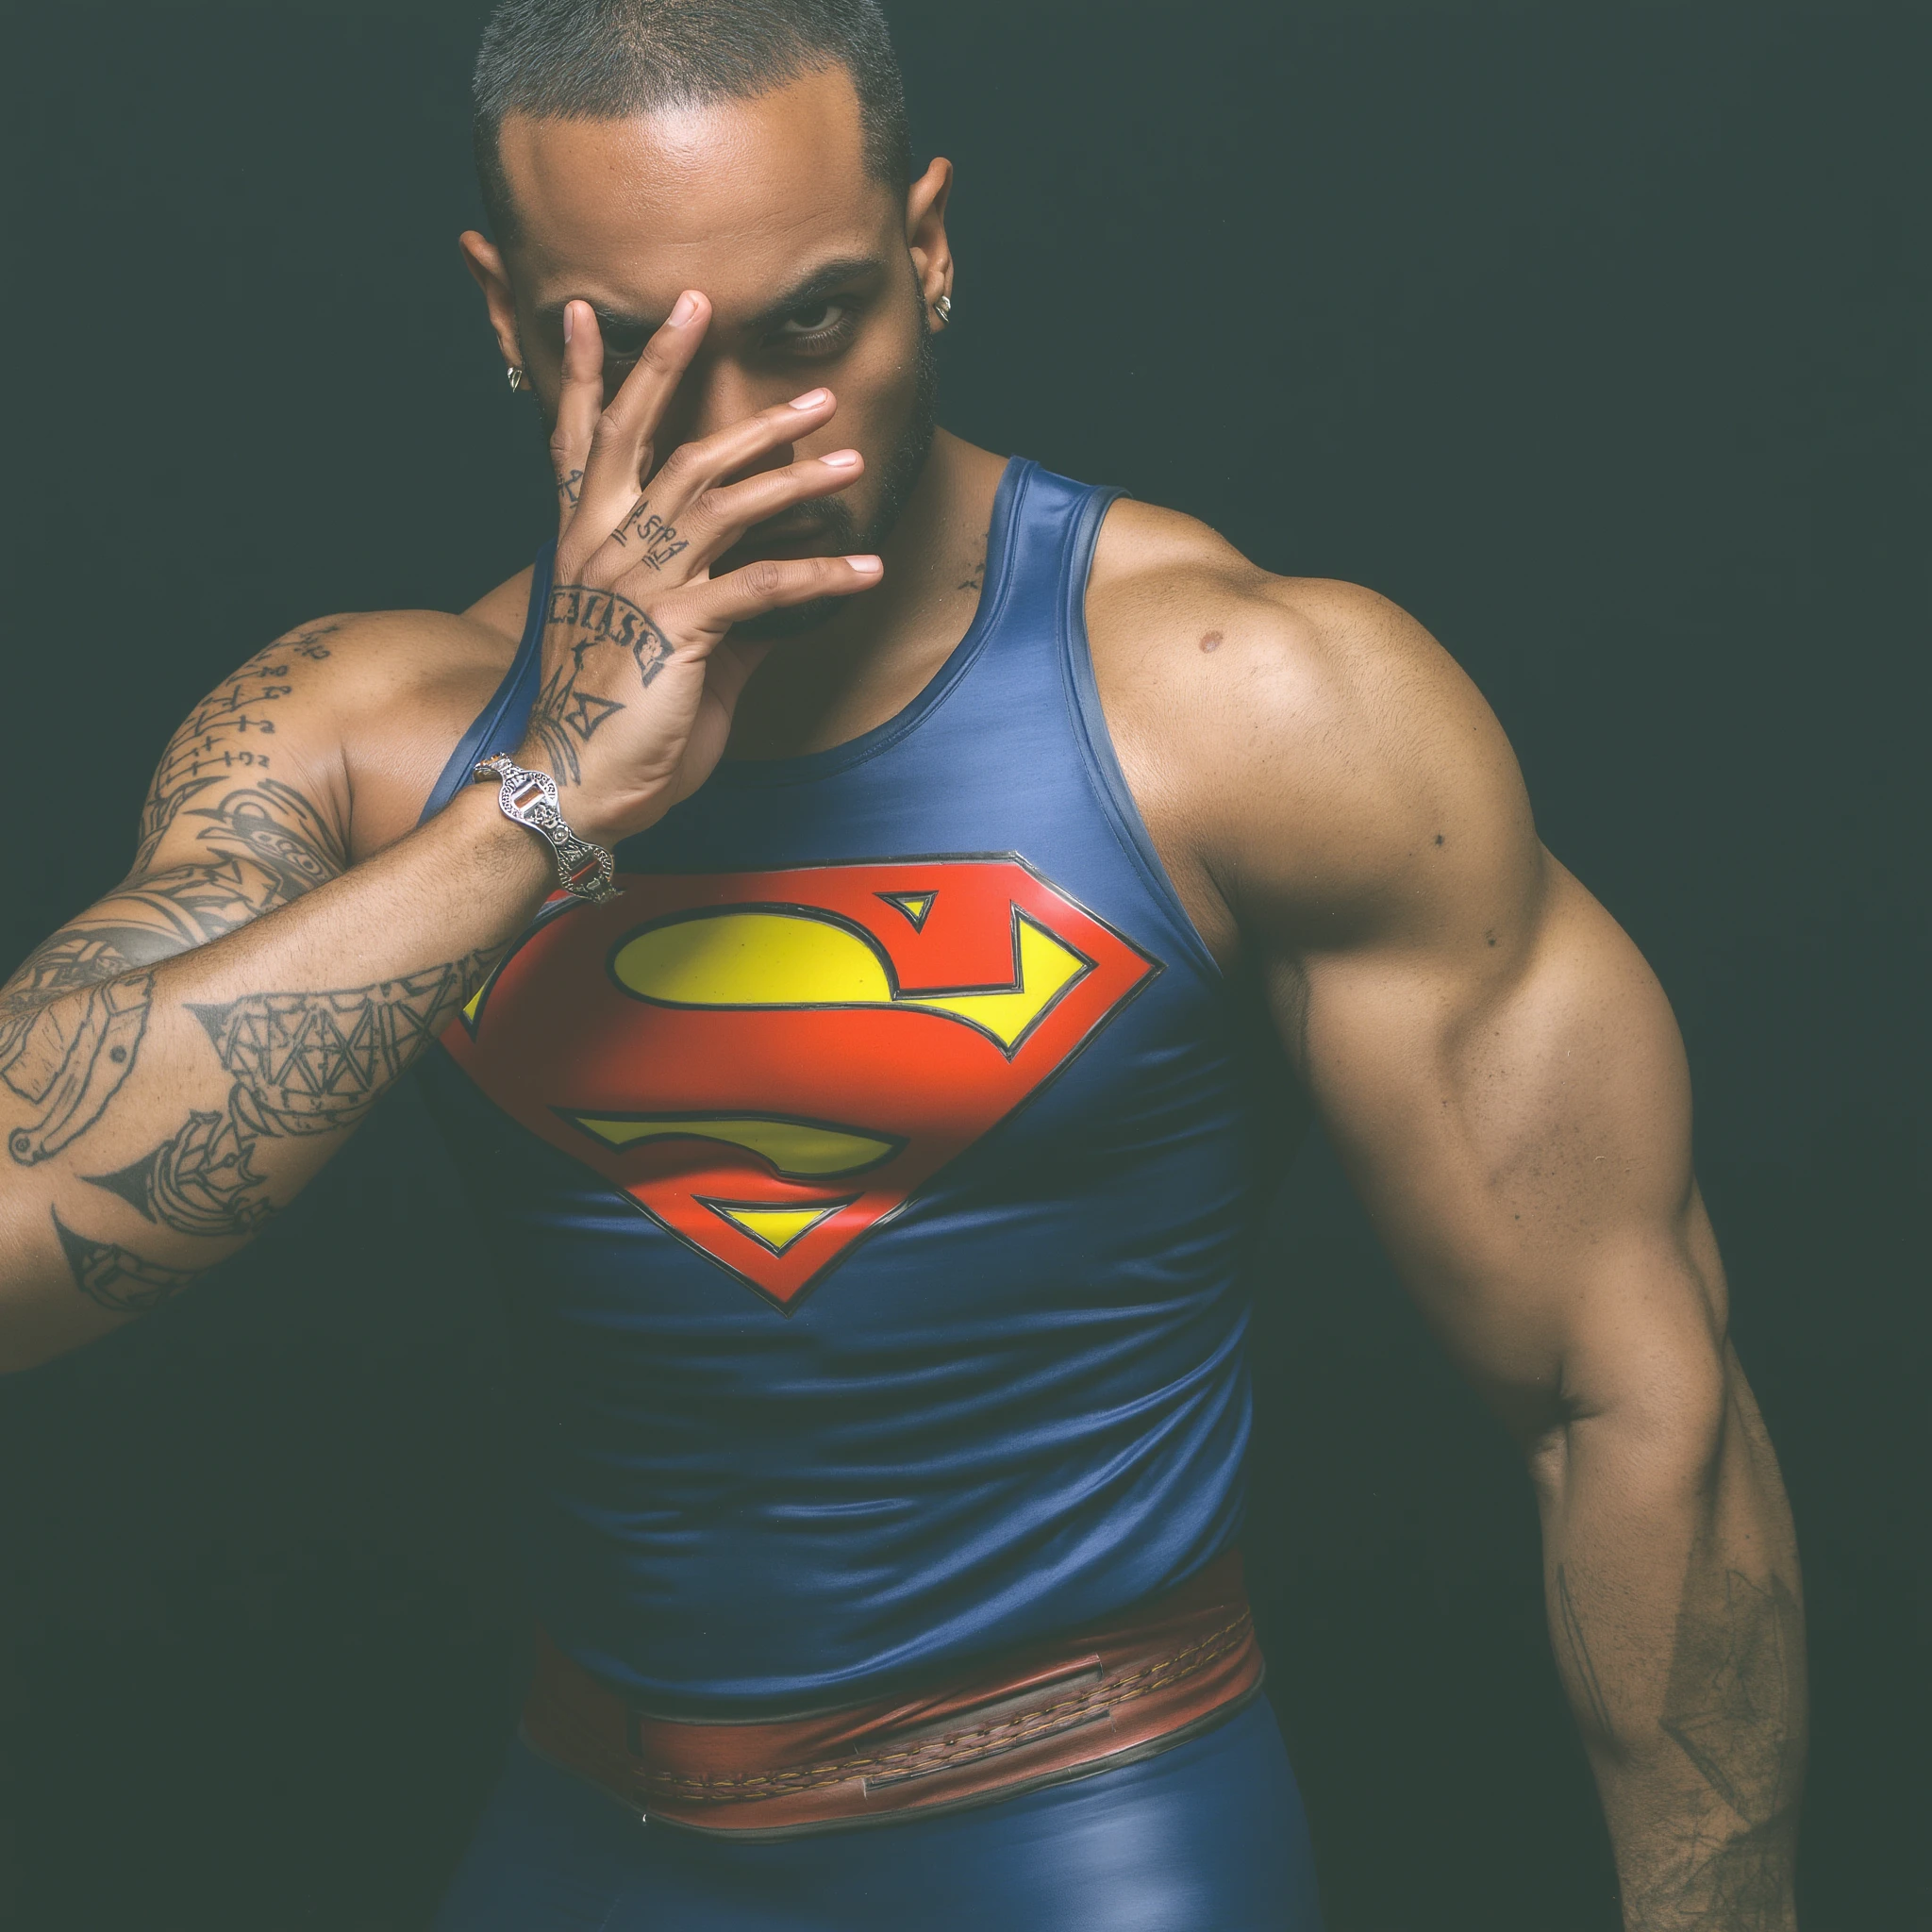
left=526, top=666, right=626, bottom=787
left=611, top=502, right=689, bottom=572
left=53, top=1211, right=199, bottom=1317
left=525, top=583, right=674, bottom=786
left=556, top=468, right=584, bottom=508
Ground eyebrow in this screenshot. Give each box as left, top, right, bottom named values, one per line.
left=536, top=255, right=890, bottom=348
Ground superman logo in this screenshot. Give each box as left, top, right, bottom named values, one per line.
left=440, top=858, right=1158, bottom=1310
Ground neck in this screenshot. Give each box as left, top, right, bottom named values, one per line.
left=724, top=428, right=1008, bottom=762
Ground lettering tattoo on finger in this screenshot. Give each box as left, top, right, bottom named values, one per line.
left=612, top=501, right=689, bottom=573
left=557, top=468, right=584, bottom=508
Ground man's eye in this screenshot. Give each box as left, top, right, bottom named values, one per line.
left=775, top=301, right=850, bottom=341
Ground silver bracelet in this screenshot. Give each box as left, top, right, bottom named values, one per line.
left=473, top=753, right=621, bottom=905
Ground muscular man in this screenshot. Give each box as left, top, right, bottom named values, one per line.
left=0, top=4, right=1805, bottom=1926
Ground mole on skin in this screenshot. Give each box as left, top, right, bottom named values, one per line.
left=1199, top=630, right=1223, bottom=653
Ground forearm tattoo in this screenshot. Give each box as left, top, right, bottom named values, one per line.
left=525, top=582, right=674, bottom=786
left=1, top=641, right=349, bottom=1170
left=2, top=969, right=154, bottom=1165
left=52, top=1213, right=199, bottom=1317
left=1560, top=1557, right=1803, bottom=1928
left=80, top=951, right=497, bottom=1243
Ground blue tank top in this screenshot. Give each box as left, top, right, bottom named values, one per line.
left=416, top=459, right=1293, bottom=1708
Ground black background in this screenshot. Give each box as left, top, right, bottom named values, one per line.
left=1, top=2, right=1924, bottom=1927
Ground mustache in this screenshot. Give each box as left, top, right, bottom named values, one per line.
left=724, top=497, right=863, bottom=556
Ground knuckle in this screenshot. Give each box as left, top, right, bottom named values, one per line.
left=594, top=407, right=625, bottom=442
left=740, top=558, right=786, bottom=599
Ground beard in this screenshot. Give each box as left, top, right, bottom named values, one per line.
left=724, top=323, right=941, bottom=641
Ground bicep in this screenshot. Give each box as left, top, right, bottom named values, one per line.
left=1285, top=860, right=1724, bottom=1434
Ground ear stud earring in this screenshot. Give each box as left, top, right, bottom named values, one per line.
left=933, top=294, right=953, bottom=325
left=508, top=366, right=527, bottom=392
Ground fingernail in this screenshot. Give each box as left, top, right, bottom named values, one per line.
left=789, top=388, right=832, bottom=410
left=563, top=302, right=575, bottom=344
left=846, top=556, right=883, bottom=575
left=668, top=291, right=701, bottom=327
left=820, top=449, right=861, bottom=469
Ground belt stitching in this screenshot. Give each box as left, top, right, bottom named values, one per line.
left=615, top=1610, right=1254, bottom=1802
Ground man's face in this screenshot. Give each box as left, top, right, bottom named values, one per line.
left=483, top=67, right=942, bottom=608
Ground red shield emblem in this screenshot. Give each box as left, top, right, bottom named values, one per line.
left=441, top=858, right=1158, bottom=1311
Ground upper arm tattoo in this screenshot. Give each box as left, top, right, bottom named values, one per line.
left=2, top=631, right=349, bottom=1167
left=136, top=626, right=339, bottom=868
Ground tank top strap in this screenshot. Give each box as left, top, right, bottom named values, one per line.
left=971, top=461, right=1126, bottom=680
left=419, top=540, right=557, bottom=824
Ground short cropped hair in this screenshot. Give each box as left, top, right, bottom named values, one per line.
left=473, top=0, right=912, bottom=243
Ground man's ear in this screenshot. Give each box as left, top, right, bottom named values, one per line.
left=905, top=158, right=956, bottom=323
left=458, top=230, right=525, bottom=375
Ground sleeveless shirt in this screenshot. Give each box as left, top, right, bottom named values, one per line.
left=415, top=460, right=1292, bottom=1707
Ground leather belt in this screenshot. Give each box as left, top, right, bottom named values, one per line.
left=520, top=1547, right=1265, bottom=1838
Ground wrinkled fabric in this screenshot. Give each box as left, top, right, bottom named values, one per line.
left=433, top=1700, right=1322, bottom=1932
left=417, top=462, right=1298, bottom=1706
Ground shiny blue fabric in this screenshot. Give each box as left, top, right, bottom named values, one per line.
left=432, top=1701, right=1323, bottom=1931
left=418, top=461, right=1291, bottom=1706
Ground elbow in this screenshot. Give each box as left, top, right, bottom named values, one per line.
left=1533, top=1329, right=1737, bottom=1507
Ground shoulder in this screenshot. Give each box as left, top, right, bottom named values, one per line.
left=1085, top=498, right=1538, bottom=950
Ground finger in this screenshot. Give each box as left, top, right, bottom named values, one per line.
left=575, top=291, right=710, bottom=534
left=619, top=450, right=864, bottom=574
left=636, top=386, right=841, bottom=527
left=683, top=553, right=884, bottom=630
left=549, top=301, right=606, bottom=537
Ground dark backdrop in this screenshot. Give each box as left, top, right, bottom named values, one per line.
left=1, top=3, right=1924, bottom=1927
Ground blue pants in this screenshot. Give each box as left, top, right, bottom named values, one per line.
left=433, top=1698, right=1323, bottom=1930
